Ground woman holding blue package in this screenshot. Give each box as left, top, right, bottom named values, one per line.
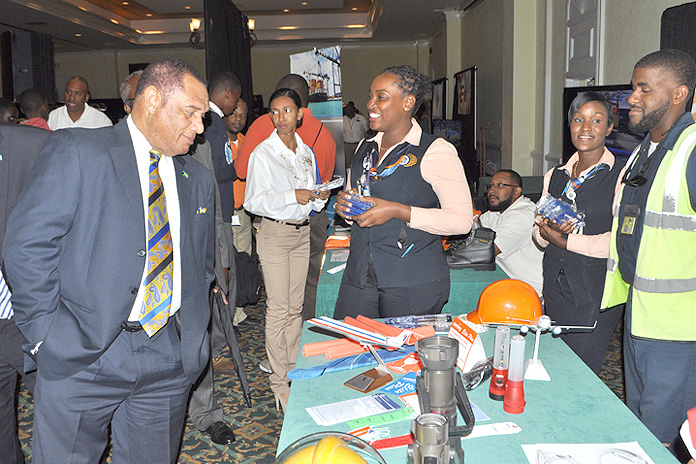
left=534, top=91, right=625, bottom=374
left=333, top=65, right=473, bottom=319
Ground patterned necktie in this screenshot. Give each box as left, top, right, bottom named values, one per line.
left=0, top=272, right=13, bottom=320
left=139, top=149, right=174, bottom=336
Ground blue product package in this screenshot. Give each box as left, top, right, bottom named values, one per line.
left=346, top=193, right=375, bottom=217
left=536, top=193, right=585, bottom=231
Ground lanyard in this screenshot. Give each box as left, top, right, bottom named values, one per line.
left=358, top=142, right=412, bottom=196
left=560, top=163, right=607, bottom=201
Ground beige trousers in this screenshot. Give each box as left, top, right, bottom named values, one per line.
left=257, top=218, right=310, bottom=395
left=232, top=208, right=253, bottom=255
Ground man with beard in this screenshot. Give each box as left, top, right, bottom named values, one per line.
left=601, top=49, right=696, bottom=447
left=479, top=169, right=543, bottom=295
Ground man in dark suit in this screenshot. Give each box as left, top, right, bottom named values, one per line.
left=185, top=70, right=241, bottom=445
left=3, top=57, right=215, bottom=463
left=0, top=123, right=49, bottom=463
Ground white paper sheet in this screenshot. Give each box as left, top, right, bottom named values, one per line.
left=306, top=393, right=402, bottom=426
left=521, top=441, right=655, bottom=464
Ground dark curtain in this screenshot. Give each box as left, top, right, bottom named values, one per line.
left=204, top=0, right=253, bottom=112
left=1, top=31, right=56, bottom=104
left=661, top=2, right=696, bottom=60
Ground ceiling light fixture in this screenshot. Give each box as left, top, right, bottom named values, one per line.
left=74, top=33, right=82, bottom=37
left=283, top=9, right=290, bottom=13
left=184, top=5, right=191, bottom=9
left=110, top=19, right=119, bottom=24
left=189, top=18, right=203, bottom=49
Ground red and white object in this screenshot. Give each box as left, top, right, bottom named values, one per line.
left=447, top=316, right=487, bottom=373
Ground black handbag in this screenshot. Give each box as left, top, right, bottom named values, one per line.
left=235, top=250, right=262, bottom=307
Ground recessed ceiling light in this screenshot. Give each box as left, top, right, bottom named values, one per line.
left=184, top=5, right=191, bottom=9
left=145, top=13, right=152, bottom=17
left=78, top=6, right=87, bottom=11
left=301, top=2, right=307, bottom=5
left=110, top=19, right=119, bottom=24
left=122, top=1, right=129, bottom=5
left=74, top=33, right=82, bottom=37
left=352, top=7, right=358, bottom=10
left=283, top=9, right=290, bottom=13
left=134, top=29, right=142, bottom=33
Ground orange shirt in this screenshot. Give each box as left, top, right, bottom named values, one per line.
left=229, top=132, right=246, bottom=209
left=236, top=107, right=336, bottom=182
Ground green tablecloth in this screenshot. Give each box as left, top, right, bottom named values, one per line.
left=316, top=248, right=510, bottom=318
left=277, top=324, right=678, bottom=463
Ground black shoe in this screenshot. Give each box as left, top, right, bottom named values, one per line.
left=236, top=317, right=259, bottom=327
left=205, top=421, right=235, bottom=445
left=445, top=227, right=497, bottom=271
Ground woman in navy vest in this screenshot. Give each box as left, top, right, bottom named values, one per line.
left=534, top=92, right=625, bottom=374
left=334, top=66, right=473, bottom=318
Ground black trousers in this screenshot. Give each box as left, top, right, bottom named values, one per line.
left=544, top=270, right=623, bottom=374
left=0, top=318, right=36, bottom=464
left=334, top=261, right=449, bottom=319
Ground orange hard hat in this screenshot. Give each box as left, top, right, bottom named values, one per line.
left=467, top=279, right=542, bottom=325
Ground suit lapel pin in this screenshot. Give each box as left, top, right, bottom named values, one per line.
left=182, top=170, right=189, bottom=178
left=196, top=207, right=207, bottom=214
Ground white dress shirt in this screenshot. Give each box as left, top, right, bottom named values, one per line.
left=126, top=116, right=182, bottom=321
left=244, top=130, right=326, bottom=221
left=480, top=196, right=544, bottom=295
left=47, top=104, right=113, bottom=130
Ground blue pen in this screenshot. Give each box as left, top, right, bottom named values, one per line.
left=400, top=243, right=414, bottom=258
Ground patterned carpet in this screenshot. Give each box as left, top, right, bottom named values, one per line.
left=16, top=295, right=626, bottom=463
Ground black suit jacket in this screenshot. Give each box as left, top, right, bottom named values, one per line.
left=2, top=119, right=216, bottom=383
left=0, top=123, right=51, bottom=263
left=205, top=111, right=237, bottom=222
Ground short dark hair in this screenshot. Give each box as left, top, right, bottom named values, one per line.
left=497, top=169, right=523, bottom=189
left=208, top=71, right=241, bottom=95
left=120, top=70, right=142, bottom=105
left=635, top=49, right=696, bottom=102
left=135, top=57, right=206, bottom=105
left=18, top=89, right=47, bottom=116
left=567, top=91, right=612, bottom=126
left=382, top=65, right=432, bottom=116
left=0, top=97, right=17, bottom=116
left=67, top=75, right=89, bottom=91
left=276, top=74, right=310, bottom=107
left=269, top=87, right=303, bottom=128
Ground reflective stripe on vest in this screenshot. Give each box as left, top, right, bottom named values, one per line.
left=602, top=124, right=696, bottom=341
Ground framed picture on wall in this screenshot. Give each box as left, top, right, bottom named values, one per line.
left=453, top=67, right=475, bottom=118
left=431, top=78, right=447, bottom=122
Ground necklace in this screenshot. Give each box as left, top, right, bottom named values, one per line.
left=279, top=148, right=313, bottom=185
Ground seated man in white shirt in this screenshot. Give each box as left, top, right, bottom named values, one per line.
left=479, top=169, right=543, bottom=295
left=48, top=76, right=113, bottom=130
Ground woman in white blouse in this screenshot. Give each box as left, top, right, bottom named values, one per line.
left=243, top=88, right=329, bottom=411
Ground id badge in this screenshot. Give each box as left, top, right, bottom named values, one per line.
left=619, top=204, right=640, bottom=236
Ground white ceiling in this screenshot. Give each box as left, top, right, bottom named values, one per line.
left=0, top=0, right=478, bottom=52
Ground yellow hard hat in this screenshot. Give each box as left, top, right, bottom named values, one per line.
left=276, top=433, right=385, bottom=464
left=467, top=279, right=542, bottom=325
